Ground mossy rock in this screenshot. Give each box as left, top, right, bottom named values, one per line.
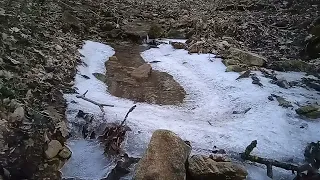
left=305, top=111, right=320, bottom=119
left=296, top=105, right=319, bottom=114
left=148, top=24, right=164, bottom=39
left=225, top=65, right=246, bottom=72
left=296, top=105, right=320, bottom=119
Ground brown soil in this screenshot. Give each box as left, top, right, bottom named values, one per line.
left=105, top=42, right=186, bottom=105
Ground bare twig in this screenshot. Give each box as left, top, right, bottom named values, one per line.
left=120, top=105, right=137, bottom=127
left=76, top=90, right=114, bottom=114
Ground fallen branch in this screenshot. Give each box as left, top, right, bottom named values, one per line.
left=241, top=140, right=299, bottom=179
left=76, top=90, right=114, bottom=114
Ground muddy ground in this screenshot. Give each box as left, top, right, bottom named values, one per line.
left=104, top=42, right=185, bottom=105
left=0, top=0, right=319, bottom=179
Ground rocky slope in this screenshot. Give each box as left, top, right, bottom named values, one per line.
left=0, top=0, right=319, bottom=179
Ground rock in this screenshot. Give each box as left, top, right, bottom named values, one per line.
left=225, top=65, right=245, bottom=72
left=296, top=105, right=320, bottom=119
left=273, top=95, right=292, bottom=108
left=273, top=79, right=290, bottom=89
left=251, top=74, right=263, bottom=86
left=131, top=64, right=152, bottom=80
left=58, top=146, right=72, bottom=159
left=171, top=42, right=186, bottom=49
left=134, top=129, right=191, bottom=180
left=109, top=56, right=118, bottom=61
left=148, top=24, right=164, bottom=39
left=100, top=21, right=116, bottom=31
left=269, top=60, right=310, bottom=72
left=228, top=48, right=267, bottom=67
left=55, top=45, right=63, bottom=51
left=209, top=154, right=231, bottom=162
left=122, top=21, right=150, bottom=42
left=222, top=59, right=240, bottom=66
left=236, top=70, right=251, bottom=80
left=268, top=96, right=274, bottom=101
left=92, top=73, right=107, bottom=82
left=187, top=155, right=247, bottom=180
left=307, top=34, right=320, bottom=59
left=10, top=106, right=24, bottom=121
left=167, top=29, right=186, bottom=39
left=302, top=78, right=320, bottom=92
left=45, top=140, right=63, bottom=159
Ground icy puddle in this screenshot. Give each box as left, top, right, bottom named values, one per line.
left=62, top=40, right=320, bottom=179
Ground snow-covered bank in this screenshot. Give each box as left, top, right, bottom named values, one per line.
left=62, top=40, right=320, bottom=179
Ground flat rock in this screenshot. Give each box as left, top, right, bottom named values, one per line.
left=134, top=129, right=191, bottom=180
left=45, top=140, right=63, bottom=159
left=187, top=155, right=247, bottom=180
left=131, top=64, right=152, bottom=80
left=228, top=48, right=267, bottom=67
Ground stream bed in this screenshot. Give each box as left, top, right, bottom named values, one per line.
left=61, top=40, right=320, bottom=179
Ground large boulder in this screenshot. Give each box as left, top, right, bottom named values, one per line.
left=187, top=155, right=247, bottom=180
left=134, top=129, right=191, bottom=180
left=228, top=48, right=267, bottom=67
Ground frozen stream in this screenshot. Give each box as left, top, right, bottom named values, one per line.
left=61, top=40, right=320, bottom=179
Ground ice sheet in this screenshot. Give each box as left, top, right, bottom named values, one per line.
left=62, top=40, right=320, bottom=179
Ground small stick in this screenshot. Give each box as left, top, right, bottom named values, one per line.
left=76, top=90, right=114, bottom=114
left=120, top=105, right=137, bottom=127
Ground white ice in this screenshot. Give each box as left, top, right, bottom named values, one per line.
left=61, top=40, right=320, bottom=179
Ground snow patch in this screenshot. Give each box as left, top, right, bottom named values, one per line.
left=62, top=40, right=320, bottom=179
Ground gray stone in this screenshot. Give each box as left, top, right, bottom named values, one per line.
left=45, top=140, right=63, bottom=159
left=188, top=155, right=247, bottom=180
left=228, top=48, right=267, bottom=67
left=134, top=129, right=191, bottom=180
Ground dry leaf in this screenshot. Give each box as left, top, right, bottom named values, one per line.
left=43, top=106, right=62, bottom=124
left=24, top=138, right=34, bottom=148
left=56, top=121, right=69, bottom=137
left=6, top=56, right=20, bottom=65
left=44, top=131, right=50, bottom=143
left=11, top=107, right=24, bottom=121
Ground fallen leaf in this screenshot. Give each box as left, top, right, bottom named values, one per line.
left=11, top=106, right=25, bottom=121
left=10, top=27, right=20, bottom=33
left=56, top=121, right=69, bottom=137
left=0, top=8, right=5, bottom=16
left=6, top=56, right=20, bottom=65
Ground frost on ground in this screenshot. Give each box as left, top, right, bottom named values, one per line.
left=62, top=40, right=320, bottom=179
